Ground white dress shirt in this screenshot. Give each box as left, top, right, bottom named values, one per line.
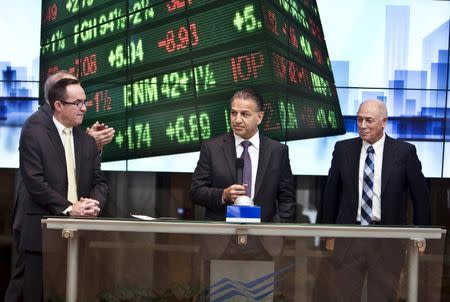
left=52, top=116, right=75, bottom=163
left=234, top=131, right=260, bottom=201
left=357, top=133, right=385, bottom=222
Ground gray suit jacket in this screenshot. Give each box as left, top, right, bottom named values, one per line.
left=190, top=133, right=296, bottom=222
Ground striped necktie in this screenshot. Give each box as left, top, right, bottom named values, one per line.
left=361, top=145, right=374, bottom=225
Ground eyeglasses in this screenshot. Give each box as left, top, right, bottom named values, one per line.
left=60, top=99, right=88, bottom=109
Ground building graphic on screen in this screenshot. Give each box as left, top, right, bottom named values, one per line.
left=0, top=64, right=37, bottom=127
left=330, top=7, right=449, bottom=146
left=39, top=0, right=344, bottom=162
left=383, top=5, right=409, bottom=86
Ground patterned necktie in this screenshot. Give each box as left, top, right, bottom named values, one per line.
left=241, top=140, right=252, bottom=197
left=63, top=128, right=78, bottom=204
left=361, top=145, right=375, bottom=225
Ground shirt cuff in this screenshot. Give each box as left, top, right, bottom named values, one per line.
left=62, top=205, right=73, bottom=216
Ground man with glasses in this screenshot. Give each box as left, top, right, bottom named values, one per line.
left=14, top=78, right=108, bottom=302
left=5, top=71, right=114, bottom=302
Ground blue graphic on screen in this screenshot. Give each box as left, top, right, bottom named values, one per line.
left=284, top=1, right=449, bottom=178
left=0, top=62, right=39, bottom=168
left=328, top=11, right=449, bottom=143
left=0, top=65, right=36, bottom=124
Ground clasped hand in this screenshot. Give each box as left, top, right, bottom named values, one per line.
left=69, top=198, right=100, bottom=217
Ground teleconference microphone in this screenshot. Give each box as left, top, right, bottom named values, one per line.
left=235, top=157, right=253, bottom=206
left=228, top=159, right=258, bottom=221
left=236, top=158, right=244, bottom=185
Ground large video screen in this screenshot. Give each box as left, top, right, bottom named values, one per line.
left=39, top=0, right=344, bottom=162
left=1, top=0, right=449, bottom=177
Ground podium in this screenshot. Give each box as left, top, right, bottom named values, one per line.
left=41, top=218, right=446, bottom=302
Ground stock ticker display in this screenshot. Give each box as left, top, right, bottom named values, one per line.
left=40, top=0, right=345, bottom=162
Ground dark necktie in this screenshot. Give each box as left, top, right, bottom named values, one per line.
left=241, top=140, right=252, bottom=197
left=361, top=145, right=375, bottom=225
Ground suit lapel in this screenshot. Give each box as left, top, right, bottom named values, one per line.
left=46, top=120, right=66, bottom=166
left=348, top=138, right=363, bottom=198
left=73, top=127, right=83, bottom=184
left=222, top=133, right=237, bottom=183
left=381, top=135, right=395, bottom=195
left=254, top=135, right=269, bottom=199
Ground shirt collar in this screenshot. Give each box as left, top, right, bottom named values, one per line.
left=52, top=116, right=72, bottom=134
left=362, top=132, right=385, bottom=154
left=234, top=130, right=260, bottom=150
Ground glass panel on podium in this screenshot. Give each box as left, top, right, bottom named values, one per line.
left=41, top=218, right=446, bottom=302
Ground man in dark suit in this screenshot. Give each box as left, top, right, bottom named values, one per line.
left=4, top=71, right=114, bottom=302
left=318, top=99, right=431, bottom=302
left=14, top=78, right=108, bottom=302
left=191, top=88, right=296, bottom=222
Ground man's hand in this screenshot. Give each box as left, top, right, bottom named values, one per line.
left=86, top=121, right=115, bottom=151
left=222, top=184, right=247, bottom=204
left=69, top=198, right=100, bottom=217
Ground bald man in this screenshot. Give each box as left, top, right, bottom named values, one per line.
left=318, top=99, right=431, bottom=302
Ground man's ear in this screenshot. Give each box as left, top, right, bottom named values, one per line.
left=381, top=116, right=388, bottom=129
left=257, top=111, right=264, bottom=125
left=53, top=100, right=63, bottom=112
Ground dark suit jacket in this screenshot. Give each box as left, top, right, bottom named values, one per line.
left=19, top=112, right=108, bottom=252
left=190, top=133, right=296, bottom=222
left=319, top=135, right=430, bottom=225
left=11, top=104, right=53, bottom=233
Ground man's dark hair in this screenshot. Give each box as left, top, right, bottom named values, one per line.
left=231, top=88, right=264, bottom=112
left=48, top=78, right=80, bottom=111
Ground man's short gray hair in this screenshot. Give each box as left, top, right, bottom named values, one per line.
left=359, top=99, right=388, bottom=118
left=43, top=70, right=76, bottom=103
